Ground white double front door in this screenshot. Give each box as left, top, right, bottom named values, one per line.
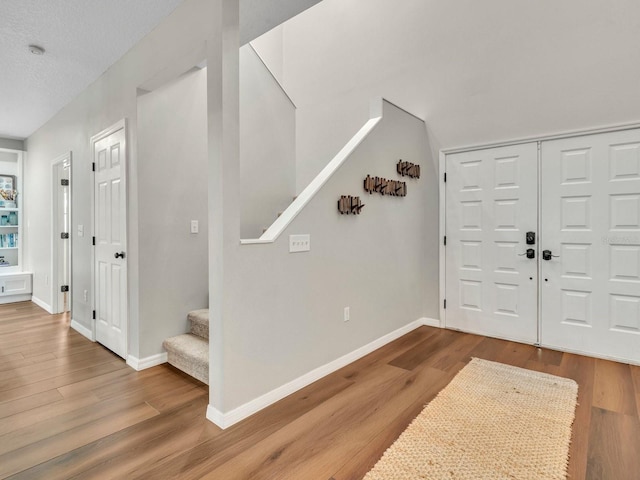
left=445, top=128, right=640, bottom=364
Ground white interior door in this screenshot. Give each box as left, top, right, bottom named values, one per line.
left=445, top=143, right=539, bottom=344
left=94, top=126, right=128, bottom=358
left=540, top=129, right=640, bottom=364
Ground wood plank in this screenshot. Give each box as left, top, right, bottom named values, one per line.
left=528, top=346, right=564, bottom=366
left=0, top=360, right=127, bottom=404
left=329, top=368, right=458, bottom=480
left=0, top=347, right=120, bottom=389
left=631, top=365, right=640, bottom=418
left=2, top=302, right=639, bottom=479
left=593, top=359, right=638, bottom=416
left=0, top=391, right=100, bottom=436
left=128, top=371, right=360, bottom=479
left=0, top=389, right=63, bottom=419
left=556, top=352, right=596, bottom=480
left=492, top=341, right=537, bottom=369
left=336, top=326, right=437, bottom=381
left=9, top=397, right=212, bottom=480
left=388, top=329, right=459, bottom=370
left=586, top=407, right=640, bottom=480
left=465, top=335, right=508, bottom=362
left=0, top=402, right=159, bottom=478
left=198, top=366, right=435, bottom=480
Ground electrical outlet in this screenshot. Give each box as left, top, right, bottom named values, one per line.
left=289, top=234, right=310, bottom=253
left=77, top=224, right=84, bottom=237
left=190, top=220, right=199, bottom=234
left=344, top=306, right=350, bottom=322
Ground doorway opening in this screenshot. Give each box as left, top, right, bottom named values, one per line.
left=52, top=153, right=72, bottom=314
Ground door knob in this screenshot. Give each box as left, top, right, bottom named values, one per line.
left=114, top=251, right=126, bottom=259
left=542, top=250, right=559, bottom=261
left=518, top=248, right=535, bottom=259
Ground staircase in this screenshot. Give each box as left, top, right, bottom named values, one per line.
left=162, top=309, right=209, bottom=384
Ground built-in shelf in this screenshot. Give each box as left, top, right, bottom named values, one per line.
left=0, top=147, right=30, bottom=304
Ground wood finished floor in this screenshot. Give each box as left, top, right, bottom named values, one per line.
left=1, top=302, right=639, bottom=479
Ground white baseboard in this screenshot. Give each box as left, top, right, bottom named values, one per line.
left=70, top=318, right=95, bottom=341
left=206, top=318, right=426, bottom=429
left=31, top=295, right=53, bottom=313
left=127, top=352, right=168, bottom=371
left=420, top=317, right=441, bottom=328
left=0, top=294, right=32, bottom=305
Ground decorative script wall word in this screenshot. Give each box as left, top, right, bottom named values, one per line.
left=397, top=160, right=420, bottom=178
left=338, top=195, right=365, bottom=215
left=363, top=175, right=407, bottom=197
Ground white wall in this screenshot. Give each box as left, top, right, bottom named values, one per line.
left=0, top=152, right=18, bottom=174
left=22, top=0, right=321, bottom=354
left=220, top=100, right=437, bottom=411
left=23, top=0, right=224, bottom=357
left=136, top=68, right=209, bottom=358
left=250, top=25, right=285, bottom=85
left=0, top=139, right=24, bottom=151
left=276, top=0, right=640, bottom=190
left=240, top=45, right=296, bottom=238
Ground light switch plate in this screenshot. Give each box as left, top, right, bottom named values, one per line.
left=190, top=220, right=199, bottom=234
left=77, top=224, right=84, bottom=237
left=289, top=234, right=310, bottom=253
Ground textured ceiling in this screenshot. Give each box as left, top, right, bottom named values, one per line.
left=0, top=0, right=184, bottom=139
left=0, top=0, right=322, bottom=140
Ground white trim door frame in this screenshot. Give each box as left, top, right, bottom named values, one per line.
left=441, top=121, right=640, bottom=365
left=51, top=152, right=72, bottom=314
left=90, top=119, right=129, bottom=359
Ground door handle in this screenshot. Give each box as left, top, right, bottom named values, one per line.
left=114, top=251, right=126, bottom=259
left=542, top=249, right=559, bottom=261
left=518, top=248, right=535, bottom=259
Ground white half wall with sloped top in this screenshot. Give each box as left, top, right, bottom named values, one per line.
left=209, top=98, right=439, bottom=426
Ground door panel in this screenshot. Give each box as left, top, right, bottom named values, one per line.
left=446, top=143, right=539, bottom=344
left=94, top=127, right=127, bottom=358
left=540, top=129, right=640, bottom=363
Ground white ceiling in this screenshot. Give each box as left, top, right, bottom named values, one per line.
left=0, top=0, right=322, bottom=140
left=0, top=0, right=185, bottom=140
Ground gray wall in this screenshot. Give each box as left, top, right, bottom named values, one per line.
left=22, top=0, right=321, bottom=347
left=221, top=100, right=437, bottom=410
left=23, top=0, right=224, bottom=355
left=0, top=138, right=24, bottom=151
left=136, top=68, right=209, bottom=358
left=240, top=45, right=296, bottom=238
left=275, top=0, right=640, bottom=190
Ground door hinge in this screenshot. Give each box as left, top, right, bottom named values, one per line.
left=444, top=172, right=447, bottom=183
left=92, top=236, right=96, bottom=246
left=444, top=299, right=447, bottom=309
left=92, top=310, right=96, bottom=320
left=92, top=162, right=95, bottom=172
left=60, top=285, right=69, bottom=292
left=60, top=232, right=69, bottom=239
left=444, top=235, right=447, bottom=246
left=60, top=179, right=69, bottom=186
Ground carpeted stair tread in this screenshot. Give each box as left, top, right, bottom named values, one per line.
left=188, top=309, right=209, bottom=340
left=162, top=333, right=208, bottom=384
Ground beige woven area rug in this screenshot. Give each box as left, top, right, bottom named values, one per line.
left=365, top=358, right=578, bottom=480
